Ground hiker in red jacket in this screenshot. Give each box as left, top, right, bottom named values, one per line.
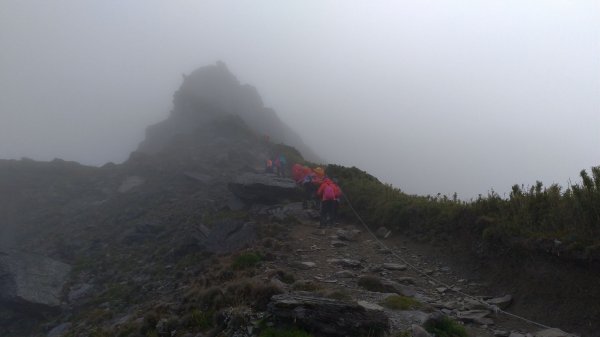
left=317, top=178, right=341, bottom=227
left=292, top=163, right=304, bottom=184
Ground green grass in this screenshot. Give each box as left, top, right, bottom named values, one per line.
left=232, top=252, right=262, bottom=270
left=260, top=327, right=313, bottom=337
left=189, top=309, right=214, bottom=329
left=380, top=295, right=421, bottom=310
left=424, top=316, right=467, bottom=337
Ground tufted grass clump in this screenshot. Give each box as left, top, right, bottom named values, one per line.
left=232, top=252, right=262, bottom=270
left=424, top=316, right=467, bottom=337
left=380, top=295, right=421, bottom=310
left=188, top=308, right=215, bottom=329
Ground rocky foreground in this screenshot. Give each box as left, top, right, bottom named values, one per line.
left=0, top=168, right=577, bottom=337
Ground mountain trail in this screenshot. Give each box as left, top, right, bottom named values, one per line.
left=268, top=200, right=571, bottom=337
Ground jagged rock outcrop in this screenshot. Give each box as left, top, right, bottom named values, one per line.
left=0, top=250, right=71, bottom=308
left=138, top=61, right=319, bottom=161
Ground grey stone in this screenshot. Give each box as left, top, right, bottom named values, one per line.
left=509, top=333, right=526, bottom=337
left=335, top=270, right=355, bottom=278
left=375, top=227, right=391, bottom=239
left=336, top=229, right=361, bottom=241
left=397, top=277, right=416, bottom=285
left=456, top=310, right=493, bottom=325
left=0, top=250, right=71, bottom=307
left=464, top=297, right=489, bottom=310
left=327, top=258, right=362, bottom=268
left=383, top=263, right=407, bottom=271
left=47, top=323, right=72, bottom=337
left=331, top=240, right=348, bottom=248
left=494, top=330, right=510, bottom=337
left=411, top=324, right=432, bottom=337
left=357, top=300, right=384, bottom=311
left=488, top=294, right=513, bottom=310
left=268, top=293, right=389, bottom=337
left=533, top=328, right=572, bottom=337
left=293, top=261, right=316, bottom=269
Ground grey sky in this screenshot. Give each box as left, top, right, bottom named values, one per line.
left=1, top=1, right=599, bottom=198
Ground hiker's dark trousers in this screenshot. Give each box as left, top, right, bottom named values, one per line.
left=320, top=200, right=336, bottom=225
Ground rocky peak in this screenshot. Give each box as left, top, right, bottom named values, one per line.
left=138, top=62, right=319, bottom=161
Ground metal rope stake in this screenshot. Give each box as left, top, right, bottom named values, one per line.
left=340, top=192, right=564, bottom=332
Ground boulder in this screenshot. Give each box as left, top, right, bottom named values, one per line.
left=488, top=294, right=513, bottom=310
left=268, top=294, right=389, bottom=337
left=336, top=229, right=361, bottom=241
left=0, top=250, right=71, bottom=308
left=456, top=309, right=493, bottom=325
left=228, top=173, right=302, bottom=203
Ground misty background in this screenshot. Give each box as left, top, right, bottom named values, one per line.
left=1, top=1, right=598, bottom=199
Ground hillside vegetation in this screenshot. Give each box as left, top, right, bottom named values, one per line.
left=327, top=164, right=600, bottom=261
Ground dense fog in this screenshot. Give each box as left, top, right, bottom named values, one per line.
left=1, top=1, right=598, bottom=198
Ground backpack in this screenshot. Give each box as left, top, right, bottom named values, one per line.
left=323, top=184, right=336, bottom=200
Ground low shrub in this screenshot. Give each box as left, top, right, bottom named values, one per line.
left=380, top=295, right=421, bottom=310
left=424, top=316, right=467, bottom=337
left=232, top=252, right=262, bottom=270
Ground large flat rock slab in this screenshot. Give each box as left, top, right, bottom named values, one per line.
left=0, top=250, right=71, bottom=307
left=228, top=173, right=302, bottom=203
left=268, top=293, right=389, bottom=337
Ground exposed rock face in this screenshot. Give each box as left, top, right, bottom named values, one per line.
left=138, top=62, right=319, bottom=161
left=268, top=294, right=389, bottom=337
left=228, top=172, right=303, bottom=203
left=0, top=250, right=71, bottom=308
